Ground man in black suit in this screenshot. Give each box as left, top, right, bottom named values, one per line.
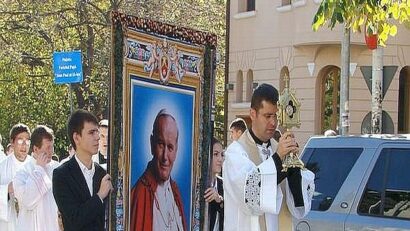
left=53, top=109, right=113, bottom=231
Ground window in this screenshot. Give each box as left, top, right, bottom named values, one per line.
left=302, top=148, right=362, bottom=211
left=279, top=66, right=290, bottom=93
left=247, top=0, right=255, bottom=11
left=320, top=67, right=340, bottom=134
left=246, top=69, right=253, bottom=102
left=281, top=0, right=291, bottom=6
left=236, top=70, right=243, bottom=103
left=359, top=148, right=410, bottom=219
left=398, top=67, right=410, bottom=133
left=238, top=0, right=255, bottom=13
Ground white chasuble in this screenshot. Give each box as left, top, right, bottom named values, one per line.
left=223, top=130, right=315, bottom=231
left=13, top=158, right=60, bottom=231
left=0, top=154, right=32, bottom=231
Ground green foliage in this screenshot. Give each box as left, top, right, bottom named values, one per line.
left=312, top=0, right=410, bottom=46
left=0, top=0, right=226, bottom=156
left=0, top=0, right=115, bottom=156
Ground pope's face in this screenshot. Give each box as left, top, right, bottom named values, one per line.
left=151, top=116, right=178, bottom=183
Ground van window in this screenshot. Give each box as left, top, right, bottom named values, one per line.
left=302, top=148, right=362, bottom=211
left=359, top=148, right=410, bottom=219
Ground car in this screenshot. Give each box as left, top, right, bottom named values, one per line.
left=294, top=135, right=410, bottom=231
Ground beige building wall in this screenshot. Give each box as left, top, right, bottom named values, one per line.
left=228, top=0, right=410, bottom=147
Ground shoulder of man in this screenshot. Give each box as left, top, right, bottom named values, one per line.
left=54, top=156, right=75, bottom=173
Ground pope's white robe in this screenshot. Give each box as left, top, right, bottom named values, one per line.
left=223, top=131, right=315, bottom=231
left=13, top=157, right=60, bottom=231
left=0, top=154, right=33, bottom=231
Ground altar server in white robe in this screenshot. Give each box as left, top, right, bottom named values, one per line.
left=14, top=125, right=60, bottom=231
left=0, top=123, right=32, bottom=231
left=223, top=84, right=315, bottom=231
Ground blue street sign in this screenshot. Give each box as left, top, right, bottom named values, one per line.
left=53, top=51, right=83, bottom=84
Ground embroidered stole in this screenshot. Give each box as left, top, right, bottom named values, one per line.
left=237, top=130, right=267, bottom=231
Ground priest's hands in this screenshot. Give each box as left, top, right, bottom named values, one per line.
left=276, top=131, right=299, bottom=160
left=204, top=187, right=222, bottom=203
left=97, top=174, right=113, bottom=201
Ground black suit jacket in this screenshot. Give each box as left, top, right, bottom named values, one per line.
left=53, top=156, right=106, bottom=231
left=209, top=177, right=224, bottom=231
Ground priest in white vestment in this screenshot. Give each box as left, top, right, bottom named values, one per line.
left=0, top=123, right=32, bottom=231
left=223, top=84, right=315, bottom=231
left=14, top=125, right=60, bottom=231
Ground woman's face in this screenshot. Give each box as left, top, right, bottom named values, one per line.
left=212, top=142, right=224, bottom=175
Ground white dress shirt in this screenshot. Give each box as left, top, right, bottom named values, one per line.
left=74, top=155, right=95, bottom=196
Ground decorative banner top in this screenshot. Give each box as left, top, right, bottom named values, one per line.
left=125, top=38, right=202, bottom=84
left=112, top=11, right=217, bottom=49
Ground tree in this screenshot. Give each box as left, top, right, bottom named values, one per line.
left=0, top=0, right=119, bottom=156
left=312, top=0, right=410, bottom=46
left=0, top=0, right=226, bottom=156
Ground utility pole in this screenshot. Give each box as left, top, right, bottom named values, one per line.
left=340, top=26, right=350, bottom=136
left=371, top=47, right=383, bottom=134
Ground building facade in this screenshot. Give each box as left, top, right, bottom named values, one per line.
left=227, top=0, right=410, bottom=146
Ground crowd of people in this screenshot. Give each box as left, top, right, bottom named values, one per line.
left=0, top=110, right=112, bottom=231
left=0, top=83, right=315, bottom=231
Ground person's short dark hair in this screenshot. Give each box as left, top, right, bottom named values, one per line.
left=251, top=83, right=279, bottom=111
left=229, top=118, right=247, bottom=133
left=31, top=125, right=54, bottom=149
left=68, top=109, right=98, bottom=150
left=9, top=123, right=31, bottom=142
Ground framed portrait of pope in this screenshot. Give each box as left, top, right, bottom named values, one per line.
left=109, top=12, right=217, bottom=231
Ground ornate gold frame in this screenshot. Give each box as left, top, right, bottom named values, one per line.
left=109, top=12, right=217, bottom=231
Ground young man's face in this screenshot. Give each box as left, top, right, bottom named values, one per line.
left=33, top=138, right=54, bottom=163
left=151, top=116, right=178, bottom=183
left=74, top=121, right=100, bottom=157
left=230, top=128, right=243, bottom=141
left=250, top=100, right=279, bottom=142
left=98, top=126, right=108, bottom=156
left=12, top=132, right=30, bottom=162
